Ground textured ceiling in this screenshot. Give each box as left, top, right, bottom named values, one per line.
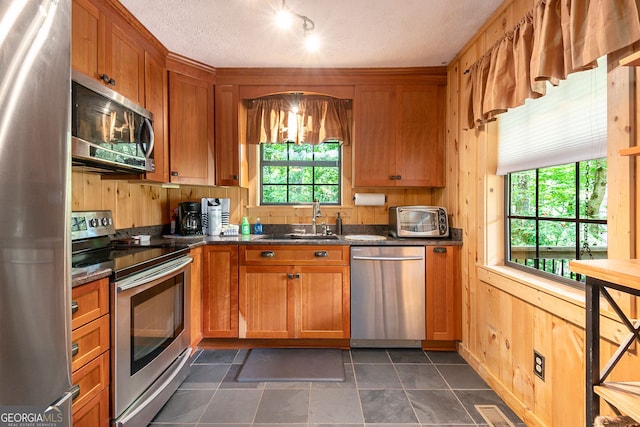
left=119, top=0, right=504, bottom=68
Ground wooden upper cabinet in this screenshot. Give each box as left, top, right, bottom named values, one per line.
left=71, top=0, right=144, bottom=104
left=168, top=70, right=215, bottom=185
left=215, top=85, right=241, bottom=186
left=354, top=84, right=445, bottom=187
left=353, top=86, right=396, bottom=187
left=104, top=18, right=145, bottom=104
left=71, top=0, right=100, bottom=79
left=144, top=52, right=168, bottom=183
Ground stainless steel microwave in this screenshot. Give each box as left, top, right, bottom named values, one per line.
left=71, top=70, right=154, bottom=174
left=389, top=206, right=449, bottom=238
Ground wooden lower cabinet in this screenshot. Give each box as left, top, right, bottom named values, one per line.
left=239, top=265, right=290, bottom=338
left=425, top=245, right=461, bottom=341
left=203, top=245, right=239, bottom=337
left=71, top=278, right=110, bottom=427
left=295, top=266, right=351, bottom=338
left=189, top=246, right=203, bottom=347
left=238, top=246, right=350, bottom=339
left=72, top=387, right=110, bottom=427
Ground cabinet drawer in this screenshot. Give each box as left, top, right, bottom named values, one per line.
left=71, top=351, right=109, bottom=414
left=241, top=245, right=349, bottom=266
left=71, top=278, right=109, bottom=329
left=72, top=386, right=110, bottom=427
left=71, top=315, right=110, bottom=372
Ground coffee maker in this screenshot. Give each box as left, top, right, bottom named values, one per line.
left=178, top=201, right=202, bottom=235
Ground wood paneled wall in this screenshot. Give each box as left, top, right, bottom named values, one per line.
left=445, top=1, right=640, bottom=426
left=71, top=170, right=248, bottom=228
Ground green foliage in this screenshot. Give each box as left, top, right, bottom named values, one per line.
left=508, top=159, right=608, bottom=279
left=261, top=142, right=341, bottom=205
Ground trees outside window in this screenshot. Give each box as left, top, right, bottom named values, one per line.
left=506, top=159, right=607, bottom=282
left=260, top=142, right=341, bottom=205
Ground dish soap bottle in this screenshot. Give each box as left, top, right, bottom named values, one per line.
left=241, top=217, right=251, bottom=235
left=254, top=217, right=263, bottom=235
left=335, top=212, right=343, bottom=235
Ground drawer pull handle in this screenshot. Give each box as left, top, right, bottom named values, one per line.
left=287, top=273, right=301, bottom=279
left=314, top=251, right=328, bottom=257
left=261, top=251, right=275, bottom=258
left=433, top=247, right=447, bottom=253
left=71, top=301, right=78, bottom=314
left=71, top=384, right=81, bottom=401
left=71, top=342, right=79, bottom=357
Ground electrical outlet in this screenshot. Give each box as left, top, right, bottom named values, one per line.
left=534, top=350, right=545, bottom=381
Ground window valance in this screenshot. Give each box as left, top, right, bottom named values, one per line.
left=246, top=95, right=352, bottom=145
left=463, top=0, right=640, bottom=129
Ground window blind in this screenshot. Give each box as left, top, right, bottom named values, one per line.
left=496, top=57, right=607, bottom=175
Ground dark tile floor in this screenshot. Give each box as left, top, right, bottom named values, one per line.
left=149, top=348, right=525, bottom=427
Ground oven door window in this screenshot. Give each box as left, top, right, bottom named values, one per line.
left=401, top=210, right=437, bottom=233
left=130, top=275, right=184, bottom=375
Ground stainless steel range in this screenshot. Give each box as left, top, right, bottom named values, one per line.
left=71, top=210, right=192, bottom=427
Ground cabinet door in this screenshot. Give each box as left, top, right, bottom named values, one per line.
left=426, top=246, right=461, bottom=341
left=144, top=52, right=168, bottom=182
left=71, top=0, right=101, bottom=78
left=168, top=71, right=214, bottom=185
left=72, top=387, right=110, bottom=427
left=104, top=17, right=145, bottom=104
left=295, top=266, right=350, bottom=338
left=353, top=85, right=396, bottom=186
left=203, top=245, right=239, bottom=338
left=396, top=85, right=445, bottom=187
left=189, top=247, right=203, bottom=346
left=215, top=85, right=240, bottom=186
left=239, top=266, right=293, bottom=338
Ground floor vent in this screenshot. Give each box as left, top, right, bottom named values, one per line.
left=475, top=405, right=515, bottom=427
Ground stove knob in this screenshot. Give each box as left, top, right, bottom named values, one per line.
left=101, top=217, right=110, bottom=227
left=89, top=218, right=99, bottom=227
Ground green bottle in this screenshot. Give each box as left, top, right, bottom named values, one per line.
left=241, top=217, right=250, bottom=235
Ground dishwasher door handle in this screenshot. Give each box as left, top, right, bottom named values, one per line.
left=352, top=256, right=424, bottom=261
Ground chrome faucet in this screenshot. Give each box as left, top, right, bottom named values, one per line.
left=311, top=199, right=321, bottom=234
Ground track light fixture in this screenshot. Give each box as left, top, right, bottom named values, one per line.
left=276, top=0, right=319, bottom=51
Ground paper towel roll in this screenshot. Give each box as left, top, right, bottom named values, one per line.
left=354, top=193, right=386, bottom=206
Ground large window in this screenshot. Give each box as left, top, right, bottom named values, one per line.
left=260, top=142, right=341, bottom=205
left=506, top=159, right=607, bottom=282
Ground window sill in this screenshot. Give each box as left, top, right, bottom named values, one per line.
left=479, top=264, right=585, bottom=306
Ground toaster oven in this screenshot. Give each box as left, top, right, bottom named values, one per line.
left=389, top=206, right=449, bottom=238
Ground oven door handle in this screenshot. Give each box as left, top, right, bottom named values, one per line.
left=115, top=256, right=192, bottom=293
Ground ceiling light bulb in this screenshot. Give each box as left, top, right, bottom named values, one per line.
left=305, top=34, right=320, bottom=51
left=275, top=9, right=293, bottom=29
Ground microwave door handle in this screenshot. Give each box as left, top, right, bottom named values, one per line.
left=137, top=117, right=154, bottom=157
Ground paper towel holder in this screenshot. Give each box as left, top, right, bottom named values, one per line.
left=353, top=193, right=386, bottom=206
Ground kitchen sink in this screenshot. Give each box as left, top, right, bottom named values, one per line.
left=256, top=233, right=340, bottom=240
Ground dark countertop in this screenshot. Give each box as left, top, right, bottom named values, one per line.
left=72, top=228, right=462, bottom=287
left=72, top=267, right=112, bottom=287
left=186, top=233, right=462, bottom=247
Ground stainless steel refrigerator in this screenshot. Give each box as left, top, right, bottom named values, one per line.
left=0, top=1, right=73, bottom=426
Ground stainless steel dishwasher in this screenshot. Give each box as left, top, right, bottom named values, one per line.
left=350, top=246, right=425, bottom=347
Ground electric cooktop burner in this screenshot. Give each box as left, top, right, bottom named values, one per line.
left=71, top=210, right=190, bottom=280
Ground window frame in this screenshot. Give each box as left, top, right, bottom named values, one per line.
left=259, top=142, right=342, bottom=206
left=504, top=160, right=607, bottom=285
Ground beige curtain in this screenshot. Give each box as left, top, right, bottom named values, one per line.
left=247, top=95, right=352, bottom=145
left=463, top=0, right=640, bottom=129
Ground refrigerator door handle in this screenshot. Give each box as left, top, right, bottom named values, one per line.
left=48, top=388, right=76, bottom=409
